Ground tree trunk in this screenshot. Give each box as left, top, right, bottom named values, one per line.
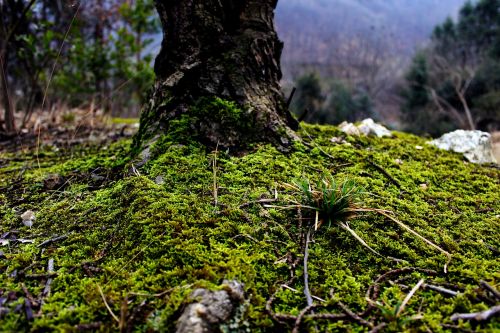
left=134, top=0, right=298, bottom=152
left=0, top=46, right=16, bottom=134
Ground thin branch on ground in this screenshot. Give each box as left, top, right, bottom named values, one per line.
left=212, top=142, right=219, bottom=208
left=281, top=284, right=326, bottom=303
left=338, top=301, right=373, bottom=327
left=97, top=284, right=120, bottom=324
left=396, top=279, right=424, bottom=317
left=338, top=220, right=403, bottom=262
left=368, top=322, right=388, bottom=333
left=399, top=283, right=459, bottom=297
left=38, top=234, right=69, bottom=248
left=363, top=267, right=437, bottom=317
left=292, top=304, right=317, bottom=333
left=424, top=283, right=459, bottom=297
left=303, top=228, right=313, bottom=307
left=266, top=277, right=299, bottom=324
left=239, top=197, right=278, bottom=208
left=479, top=280, right=500, bottom=301
left=371, top=209, right=452, bottom=272
left=41, top=258, right=55, bottom=298
left=450, top=305, right=500, bottom=322
left=366, top=159, right=402, bottom=189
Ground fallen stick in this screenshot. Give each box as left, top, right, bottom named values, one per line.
left=42, top=258, right=54, bottom=298
left=480, top=280, right=500, bottom=301
left=38, top=234, right=69, bottom=248
left=396, top=279, right=424, bottom=317
left=450, top=305, right=500, bottom=322
left=424, top=283, right=459, bottom=297
left=97, top=284, right=120, bottom=323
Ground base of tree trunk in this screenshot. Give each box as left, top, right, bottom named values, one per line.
left=133, top=0, right=299, bottom=154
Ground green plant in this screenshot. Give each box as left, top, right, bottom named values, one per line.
left=284, top=175, right=387, bottom=259
left=283, top=173, right=451, bottom=270
left=291, top=176, right=364, bottom=229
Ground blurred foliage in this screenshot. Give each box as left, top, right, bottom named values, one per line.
left=292, top=72, right=375, bottom=125
left=401, top=0, right=500, bottom=135
left=2, top=0, right=160, bottom=125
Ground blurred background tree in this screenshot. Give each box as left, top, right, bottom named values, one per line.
left=290, top=72, right=375, bottom=125
left=2, top=0, right=499, bottom=139
left=0, top=0, right=159, bottom=134
left=401, top=0, right=500, bottom=135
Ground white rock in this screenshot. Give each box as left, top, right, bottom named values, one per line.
left=338, top=121, right=361, bottom=136
left=339, top=119, right=392, bottom=138
left=428, top=130, right=498, bottom=164
left=358, top=118, right=393, bottom=137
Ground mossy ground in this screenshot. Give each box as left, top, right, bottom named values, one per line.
left=0, top=124, right=498, bottom=332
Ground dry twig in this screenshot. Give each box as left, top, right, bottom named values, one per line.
left=372, top=209, right=452, bottom=272
left=38, top=234, right=69, bottom=248
left=97, top=284, right=120, bottom=324
left=450, top=305, right=500, bottom=323
left=303, top=228, right=313, bottom=307
left=396, top=279, right=424, bottom=317
left=212, top=142, right=219, bottom=207
left=291, top=304, right=316, bottom=333
left=366, top=159, right=402, bottom=189
left=480, top=280, right=500, bottom=301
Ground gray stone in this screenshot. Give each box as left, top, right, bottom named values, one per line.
left=176, top=280, right=245, bottom=333
left=427, top=130, right=498, bottom=164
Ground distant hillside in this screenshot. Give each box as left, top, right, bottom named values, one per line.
left=276, top=0, right=467, bottom=78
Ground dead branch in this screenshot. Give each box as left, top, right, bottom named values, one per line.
left=97, top=284, right=120, bottom=324
left=480, top=280, right=500, bottom=301
left=281, top=284, right=326, bottom=303
left=266, top=277, right=299, bottom=324
left=368, top=322, right=388, bottom=333
left=450, top=305, right=500, bottom=322
left=38, top=234, right=69, bottom=248
left=75, top=322, right=102, bottom=331
left=396, top=279, right=424, bottom=317
left=291, top=304, right=317, bottom=333
left=303, top=228, right=313, bottom=307
left=338, top=301, right=373, bottom=327
left=239, top=198, right=277, bottom=209
left=363, top=267, right=437, bottom=317
left=366, top=159, right=402, bottom=189
left=42, top=258, right=55, bottom=299
left=424, top=283, right=459, bottom=297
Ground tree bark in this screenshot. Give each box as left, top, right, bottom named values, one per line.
left=135, top=0, right=298, bottom=151
left=0, top=46, right=16, bottom=134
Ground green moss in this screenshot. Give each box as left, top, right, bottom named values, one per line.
left=110, top=117, right=139, bottom=125
left=134, top=96, right=256, bottom=154
left=0, top=123, right=499, bottom=332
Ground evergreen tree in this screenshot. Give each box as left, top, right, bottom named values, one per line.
left=291, top=73, right=324, bottom=123
left=402, top=0, right=500, bottom=134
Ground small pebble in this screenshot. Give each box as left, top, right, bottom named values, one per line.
left=21, top=210, right=35, bottom=228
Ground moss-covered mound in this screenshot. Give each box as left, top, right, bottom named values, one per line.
left=0, top=124, right=498, bottom=332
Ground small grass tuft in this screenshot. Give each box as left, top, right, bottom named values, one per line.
left=289, top=175, right=365, bottom=230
